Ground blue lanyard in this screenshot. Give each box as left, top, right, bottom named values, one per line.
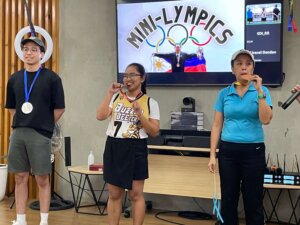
left=24, top=67, right=42, bottom=102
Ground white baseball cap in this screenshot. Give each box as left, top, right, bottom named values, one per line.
left=231, top=49, right=255, bottom=67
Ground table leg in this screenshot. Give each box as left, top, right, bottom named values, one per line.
left=288, top=189, right=300, bottom=224
left=265, top=189, right=282, bottom=222
left=68, top=170, right=106, bottom=216
left=263, top=189, right=268, bottom=219
left=77, top=175, right=87, bottom=209
left=86, top=175, right=103, bottom=215
left=68, top=171, right=78, bottom=212
left=97, top=182, right=107, bottom=215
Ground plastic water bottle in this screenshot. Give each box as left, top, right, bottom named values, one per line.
left=88, top=151, right=95, bottom=167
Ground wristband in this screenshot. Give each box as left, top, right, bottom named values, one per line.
left=258, top=92, right=266, bottom=99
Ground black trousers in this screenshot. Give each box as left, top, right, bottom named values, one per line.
left=218, top=141, right=266, bottom=225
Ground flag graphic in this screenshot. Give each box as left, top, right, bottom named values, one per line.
left=184, top=56, right=207, bottom=72
left=151, top=56, right=172, bottom=72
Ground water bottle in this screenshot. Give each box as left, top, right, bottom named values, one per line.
left=88, top=151, right=95, bottom=167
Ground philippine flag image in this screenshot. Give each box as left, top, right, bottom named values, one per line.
left=151, top=56, right=172, bottom=72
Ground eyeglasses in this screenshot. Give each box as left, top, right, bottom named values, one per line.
left=123, top=73, right=141, bottom=79
left=22, top=47, right=39, bottom=53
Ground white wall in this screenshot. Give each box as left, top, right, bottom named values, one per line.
left=58, top=0, right=300, bottom=221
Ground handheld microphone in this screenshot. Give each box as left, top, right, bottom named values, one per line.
left=281, top=91, right=300, bottom=110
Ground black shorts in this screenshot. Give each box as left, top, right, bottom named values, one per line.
left=103, top=136, right=148, bottom=190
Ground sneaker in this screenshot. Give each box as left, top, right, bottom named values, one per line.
left=12, top=221, right=27, bottom=225
left=39, top=223, right=48, bottom=225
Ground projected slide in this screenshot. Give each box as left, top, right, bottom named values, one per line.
left=117, top=0, right=244, bottom=73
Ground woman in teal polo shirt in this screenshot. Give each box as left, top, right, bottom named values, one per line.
left=208, top=49, right=273, bottom=225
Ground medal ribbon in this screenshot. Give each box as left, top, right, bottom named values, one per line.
left=212, top=171, right=224, bottom=223
left=120, top=88, right=143, bottom=103
left=24, top=67, right=42, bottom=102
left=234, top=81, right=248, bottom=86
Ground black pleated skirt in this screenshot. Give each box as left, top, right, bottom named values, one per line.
left=103, top=136, right=148, bottom=189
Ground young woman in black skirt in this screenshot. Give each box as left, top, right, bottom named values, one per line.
left=96, top=63, right=160, bottom=225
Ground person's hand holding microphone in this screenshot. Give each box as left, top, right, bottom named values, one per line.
left=279, top=84, right=300, bottom=109
left=292, top=84, right=300, bottom=104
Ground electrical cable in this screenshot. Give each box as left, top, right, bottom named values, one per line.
left=155, top=210, right=212, bottom=225
left=177, top=211, right=212, bottom=220
left=54, top=141, right=107, bottom=192
left=54, top=167, right=107, bottom=192
left=53, top=147, right=107, bottom=206
left=52, top=134, right=108, bottom=207
left=54, top=169, right=108, bottom=203
left=155, top=211, right=184, bottom=225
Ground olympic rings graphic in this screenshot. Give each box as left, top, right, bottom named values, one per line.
left=167, top=24, right=188, bottom=46
left=146, top=23, right=212, bottom=49
left=14, top=26, right=53, bottom=64
left=155, top=37, right=175, bottom=53
left=189, top=22, right=212, bottom=46
left=146, top=25, right=165, bottom=47
left=179, top=36, right=200, bottom=46
left=177, top=23, right=212, bottom=46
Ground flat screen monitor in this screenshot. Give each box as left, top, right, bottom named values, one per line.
left=116, top=0, right=283, bottom=86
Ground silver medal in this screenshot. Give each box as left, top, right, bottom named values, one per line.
left=21, top=102, right=33, bottom=114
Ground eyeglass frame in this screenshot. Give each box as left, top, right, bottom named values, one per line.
left=22, top=47, right=41, bottom=54
left=123, top=73, right=142, bottom=79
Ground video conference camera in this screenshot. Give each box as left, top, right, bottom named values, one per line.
left=181, top=97, right=195, bottom=112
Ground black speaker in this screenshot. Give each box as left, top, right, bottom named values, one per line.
left=182, top=136, right=210, bottom=148
left=64, top=136, right=71, bottom=167
left=147, top=135, right=165, bottom=145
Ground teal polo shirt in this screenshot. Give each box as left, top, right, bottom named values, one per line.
left=214, top=83, right=272, bottom=143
